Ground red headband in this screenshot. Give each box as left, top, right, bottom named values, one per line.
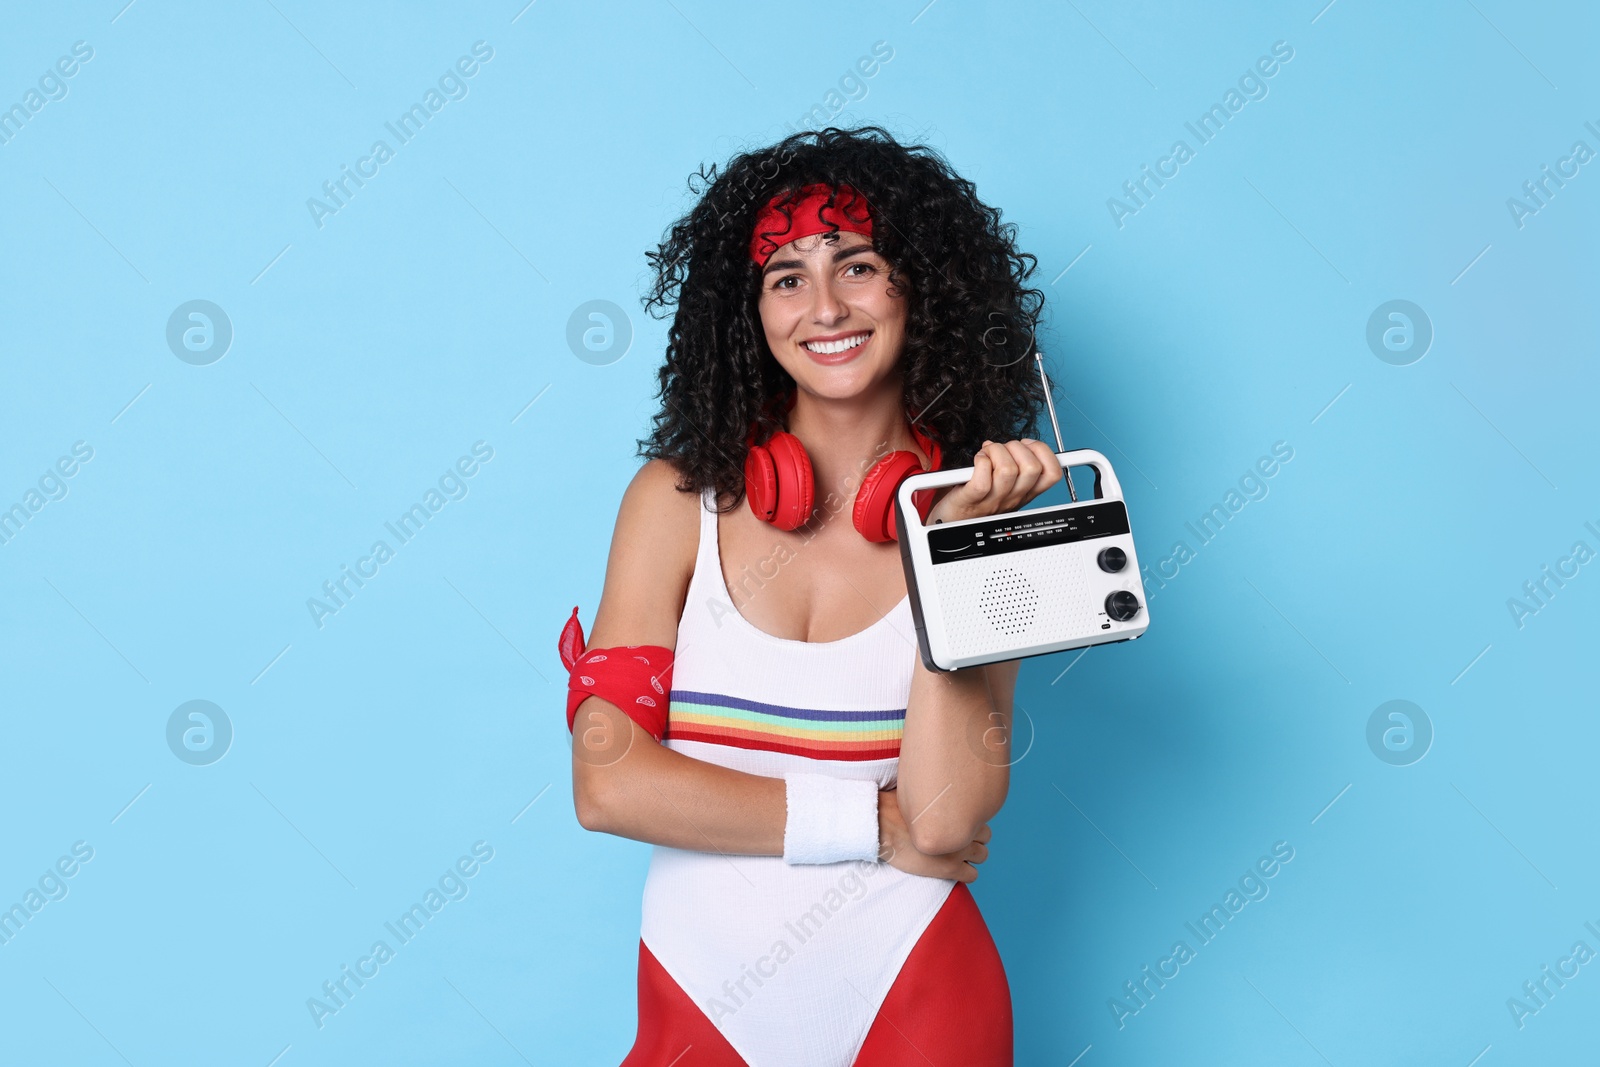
left=749, top=183, right=874, bottom=267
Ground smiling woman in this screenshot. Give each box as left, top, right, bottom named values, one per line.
left=563, top=126, right=1058, bottom=1066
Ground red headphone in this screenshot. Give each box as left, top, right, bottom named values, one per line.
left=744, top=390, right=943, bottom=543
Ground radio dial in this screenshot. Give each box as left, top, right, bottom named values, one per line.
left=1105, top=590, right=1141, bottom=622
left=1097, top=546, right=1127, bottom=573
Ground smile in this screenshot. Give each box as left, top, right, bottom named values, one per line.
left=801, top=332, right=871, bottom=355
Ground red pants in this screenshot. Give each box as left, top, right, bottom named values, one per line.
left=620, top=881, right=1012, bottom=1066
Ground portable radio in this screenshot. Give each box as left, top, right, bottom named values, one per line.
left=893, top=354, right=1149, bottom=672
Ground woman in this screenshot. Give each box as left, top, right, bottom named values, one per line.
left=560, top=126, right=1060, bottom=1066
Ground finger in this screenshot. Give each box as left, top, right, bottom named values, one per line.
left=975, top=823, right=992, bottom=843
left=1022, top=439, right=1062, bottom=490
left=1004, top=440, right=1044, bottom=508
left=944, top=450, right=992, bottom=512
left=984, top=441, right=1019, bottom=499
left=965, top=841, right=989, bottom=865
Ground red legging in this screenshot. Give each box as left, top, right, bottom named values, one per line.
left=620, top=881, right=1012, bottom=1066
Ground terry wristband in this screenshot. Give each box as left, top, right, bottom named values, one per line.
left=782, top=772, right=881, bottom=865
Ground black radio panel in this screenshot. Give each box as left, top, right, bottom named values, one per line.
left=924, top=500, right=1130, bottom=565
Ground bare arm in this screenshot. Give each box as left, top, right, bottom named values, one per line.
left=570, top=459, right=788, bottom=855
left=896, top=657, right=1019, bottom=855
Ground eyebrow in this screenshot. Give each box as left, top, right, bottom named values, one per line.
left=761, top=242, right=878, bottom=276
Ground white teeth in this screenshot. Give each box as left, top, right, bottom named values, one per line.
left=802, top=333, right=869, bottom=355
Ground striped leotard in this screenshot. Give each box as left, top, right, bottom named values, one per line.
left=624, top=487, right=1011, bottom=1066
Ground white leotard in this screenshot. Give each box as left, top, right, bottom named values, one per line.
left=639, top=487, right=956, bottom=1066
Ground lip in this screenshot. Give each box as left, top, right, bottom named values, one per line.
left=800, top=330, right=872, bottom=365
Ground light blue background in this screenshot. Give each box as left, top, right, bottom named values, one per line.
left=2, top=1, right=1596, bottom=1064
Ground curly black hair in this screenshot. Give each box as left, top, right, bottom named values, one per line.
left=636, top=125, right=1049, bottom=513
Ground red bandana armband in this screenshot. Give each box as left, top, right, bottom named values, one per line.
left=557, top=606, right=674, bottom=742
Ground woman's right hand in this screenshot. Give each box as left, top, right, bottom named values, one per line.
left=877, top=789, right=990, bottom=883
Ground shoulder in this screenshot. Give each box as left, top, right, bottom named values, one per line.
left=589, top=458, right=704, bottom=648
left=604, top=457, right=700, bottom=585
left=616, top=458, right=703, bottom=541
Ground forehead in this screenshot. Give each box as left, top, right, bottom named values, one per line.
left=773, top=231, right=877, bottom=259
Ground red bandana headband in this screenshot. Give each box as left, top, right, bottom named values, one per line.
left=749, top=183, right=874, bottom=267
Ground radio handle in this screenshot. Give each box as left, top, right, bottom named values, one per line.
left=896, top=448, right=1124, bottom=525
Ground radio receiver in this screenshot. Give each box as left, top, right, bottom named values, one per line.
left=894, top=353, right=1149, bottom=672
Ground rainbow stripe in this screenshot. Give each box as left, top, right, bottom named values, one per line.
left=667, top=689, right=904, bottom=761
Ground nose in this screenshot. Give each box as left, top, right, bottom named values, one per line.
left=811, top=274, right=846, bottom=326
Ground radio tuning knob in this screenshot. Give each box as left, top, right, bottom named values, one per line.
left=1105, top=590, right=1141, bottom=621
left=1097, top=546, right=1128, bottom=573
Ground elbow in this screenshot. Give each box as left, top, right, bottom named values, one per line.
left=905, top=811, right=977, bottom=857
left=572, top=772, right=612, bottom=834
left=901, top=787, right=1007, bottom=856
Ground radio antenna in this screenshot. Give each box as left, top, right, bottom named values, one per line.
left=1034, top=349, right=1075, bottom=501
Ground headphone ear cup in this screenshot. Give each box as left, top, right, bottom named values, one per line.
left=744, top=443, right=780, bottom=523
left=762, top=431, right=815, bottom=531
left=852, top=450, right=925, bottom=543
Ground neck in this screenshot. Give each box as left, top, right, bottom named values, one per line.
left=785, top=379, right=926, bottom=528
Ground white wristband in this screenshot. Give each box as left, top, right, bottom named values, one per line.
left=782, top=773, right=881, bottom=865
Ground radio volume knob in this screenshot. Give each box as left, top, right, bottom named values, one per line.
left=1105, top=590, right=1141, bottom=622
left=1097, top=546, right=1127, bottom=573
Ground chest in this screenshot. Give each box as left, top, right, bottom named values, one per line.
left=715, top=505, right=908, bottom=644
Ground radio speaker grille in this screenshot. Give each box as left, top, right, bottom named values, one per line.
left=978, top=567, right=1038, bottom=635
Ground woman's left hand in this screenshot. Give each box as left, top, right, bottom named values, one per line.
left=923, top=438, right=1064, bottom=526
